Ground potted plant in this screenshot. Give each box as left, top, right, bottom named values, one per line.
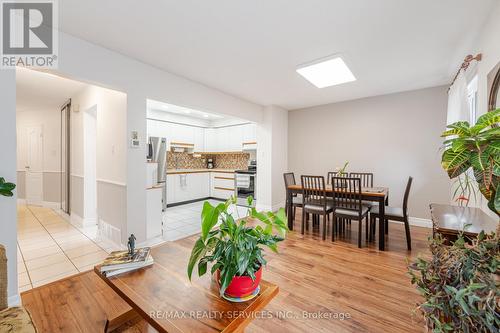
left=0, top=177, right=15, bottom=197
left=408, top=232, right=499, bottom=332
left=187, top=196, right=288, bottom=300
left=441, top=108, right=500, bottom=216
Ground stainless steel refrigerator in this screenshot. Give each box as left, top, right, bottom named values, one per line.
left=149, top=137, right=168, bottom=211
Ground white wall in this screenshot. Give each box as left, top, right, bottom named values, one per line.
left=71, top=85, right=127, bottom=239
left=52, top=30, right=263, bottom=244
left=256, top=105, right=288, bottom=211
left=16, top=108, right=61, bottom=203
left=288, top=86, right=450, bottom=220
left=0, top=69, right=18, bottom=304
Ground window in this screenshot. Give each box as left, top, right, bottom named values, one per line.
left=467, top=75, right=478, bottom=124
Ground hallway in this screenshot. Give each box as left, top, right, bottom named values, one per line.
left=17, top=205, right=117, bottom=292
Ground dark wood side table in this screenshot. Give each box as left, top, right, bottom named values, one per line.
left=430, top=203, right=498, bottom=243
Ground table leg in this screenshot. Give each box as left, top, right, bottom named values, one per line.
left=385, top=195, right=389, bottom=235
left=104, top=308, right=141, bottom=332
left=378, top=196, right=386, bottom=251
left=287, top=189, right=293, bottom=230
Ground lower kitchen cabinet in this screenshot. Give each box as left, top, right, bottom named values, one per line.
left=210, top=172, right=236, bottom=200
left=166, top=171, right=235, bottom=205
left=166, top=172, right=210, bottom=205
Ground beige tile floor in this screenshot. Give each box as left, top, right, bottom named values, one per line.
left=17, top=205, right=115, bottom=292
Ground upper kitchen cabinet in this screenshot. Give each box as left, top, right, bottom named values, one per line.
left=193, top=127, right=205, bottom=152
left=241, top=123, right=257, bottom=144
left=171, top=123, right=195, bottom=145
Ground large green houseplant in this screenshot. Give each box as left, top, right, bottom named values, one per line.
left=441, top=108, right=500, bottom=216
left=187, top=197, right=288, bottom=297
left=0, top=177, right=15, bottom=197
left=408, top=232, right=499, bottom=332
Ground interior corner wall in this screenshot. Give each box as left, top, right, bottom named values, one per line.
left=70, top=85, right=127, bottom=238
left=0, top=69, right=19, bottom=304
left=256, top=105, right=288, bottom=211
left=288, top=86, right=450, bottom=220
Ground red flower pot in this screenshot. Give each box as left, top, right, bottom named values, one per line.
left=216, top=266, right=262, bottom=298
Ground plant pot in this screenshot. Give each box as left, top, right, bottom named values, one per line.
left=216, top=266, right=262, bottom=298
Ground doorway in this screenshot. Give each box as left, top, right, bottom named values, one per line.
left=23, top=125, right=44, bottom=206
left=61, top=101, right=71, bottom=213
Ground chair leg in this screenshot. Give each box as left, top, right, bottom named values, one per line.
left=385, top=219, right=389, bottom=234
left=322, top=214, right=327, bottom=240
left=365, top=215, right=369, bottom=240
left=306, top=213, right=309, bottom=231
left=293, top=206, right=296, bottom=221
left=358, top=218, right=362, bottom=248
left=404, top=217, right=412, bottom=251
left=331, top=215, right=335, bottom=241
left=301, top=209, right=305, bottom=235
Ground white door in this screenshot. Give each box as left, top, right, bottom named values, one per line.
left=25, top=125, right=43, bottom=205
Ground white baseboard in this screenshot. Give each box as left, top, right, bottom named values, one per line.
left=407, top=217, right=432, bottom=228
left=98, top=219, right=123, bottom=248
left=70, top=213, right=98, bottom=228
left=42, top=201, right=60, bottom=210
left=256, top=201, right=285, bottom=212
left=8, top=294, right=20, bottom=306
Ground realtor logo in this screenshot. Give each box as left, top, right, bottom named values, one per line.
left=1, top=0, right=58, bottom=68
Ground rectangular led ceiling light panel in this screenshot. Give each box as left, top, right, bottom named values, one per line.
left=296, top=56, right=356, bottom=88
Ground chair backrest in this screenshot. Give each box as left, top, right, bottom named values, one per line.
left=301, top=175, right=327, bottom=208
left=283, top=172, right=297, bottom=199
left=402, top=177, right=413, bottom=217
left=349, top=172, right=373, bottom=187
left=327, top=171, right=348, bottom=184
left=331, top=176, right=362, bottom=213
left=283, top=172, right=296, bottom=188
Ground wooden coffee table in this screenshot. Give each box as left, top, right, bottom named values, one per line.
left=430, top=203, right=498, bottom=242
left=94, top=241, right=279, bottom=333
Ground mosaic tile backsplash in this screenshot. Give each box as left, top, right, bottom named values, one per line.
left=167, top=152, right=250, bottom=170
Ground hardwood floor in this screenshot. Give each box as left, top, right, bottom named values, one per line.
left=21, top=210, right=430, bottom=332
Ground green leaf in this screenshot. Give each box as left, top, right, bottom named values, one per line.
left=441, top=149, right=471, bottom=178
left=475, top=109, right=500, bottom=128
left=201, top=201, right=223, bottom=241
left=441, top=121, right=471, bottom=137
left=187, top=238, right=207, bottom=280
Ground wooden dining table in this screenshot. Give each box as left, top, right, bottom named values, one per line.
left=287, top=184, right=390, bottom=250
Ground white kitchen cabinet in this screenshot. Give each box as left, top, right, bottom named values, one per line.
left=171, top=123, right=195, bottom=146
left=166, top=172, right=210, bottom=205
left=204, top=128, right=216, bottom=152
left=194, top=127, right=205, bottom=152
left=242, top=123, right=257, bottom=143
left=210, top=172, right=235, bottom=200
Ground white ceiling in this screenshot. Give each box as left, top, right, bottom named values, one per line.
left=59, top=0, right=496, bottom=110
left=16, top=67, right=87, bottom=112
left=147, top=100, right=224, bottom=120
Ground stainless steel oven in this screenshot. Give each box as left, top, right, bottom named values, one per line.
left=235, top=160, right=256, bottom=206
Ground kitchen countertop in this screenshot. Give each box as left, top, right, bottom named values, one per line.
left=166, top=168, right=236, bottom=174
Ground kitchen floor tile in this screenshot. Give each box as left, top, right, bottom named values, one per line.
left=29, top=260, right=77, bottom=283
left=22, top=244, right=62, bottom=261
left=18, top=271, right=31, bottom=286
left=24, top=252, right=70, bottom=271
left=71, top=250, right=109, bottom=269
left=64, top=243, right=102, bottom=259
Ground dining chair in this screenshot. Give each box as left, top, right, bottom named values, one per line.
left=283, top=172, right=303, bottom=222
left=349, top=172, right=373, bottom=187
left=350, top=172, right=376, bottom=208
left=327, top=171, right=348, bottom=184
left=331, top=176, right=369, bottom=247
left=369, top=177, right=413, bottom=250
left=301, top=175, right=333, bottom=240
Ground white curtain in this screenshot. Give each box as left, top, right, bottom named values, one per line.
left=446, top=72, right=470, bottom=124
